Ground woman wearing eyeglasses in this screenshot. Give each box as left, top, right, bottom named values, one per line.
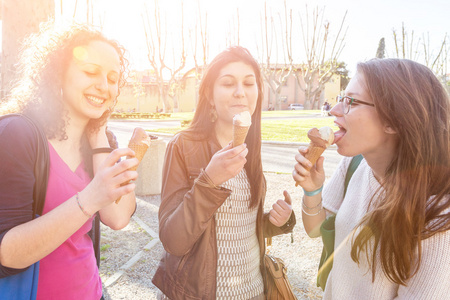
left=293, top=58, right=450, bottom=299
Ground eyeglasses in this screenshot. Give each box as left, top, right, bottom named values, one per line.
left=338, top=96, right=375, bottom=114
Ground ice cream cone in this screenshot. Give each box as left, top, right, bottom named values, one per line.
left=295, top=126, right=335, bottom=187
left=233, top=125, right=250, bottom=147
left=232, top=111, right=252, bottom=147
left=305, top=145, right=326, bottom=170
left=116, top=127, right=151, bottom=204
left=127, top=143, right=149, bottom=171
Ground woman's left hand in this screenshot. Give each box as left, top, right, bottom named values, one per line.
left=269, top=190, right=293, bottom=227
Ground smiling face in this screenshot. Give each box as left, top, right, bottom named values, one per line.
left=61, top=40, right=121, bottom=123
left=331, top=72, right=397, bottom=158
left=210, top=61, right=258, bottom=128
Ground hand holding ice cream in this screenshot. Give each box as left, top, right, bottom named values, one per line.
left=295, top=126, right=334, bottom=187
left=126, top=127, right=151, bottom=171
left=116, top=127, right=151, bottom=203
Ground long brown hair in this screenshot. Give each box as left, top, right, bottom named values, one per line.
left=185, top=46, right=265, bottom=208
left=351, top=58, right=450, bottom=285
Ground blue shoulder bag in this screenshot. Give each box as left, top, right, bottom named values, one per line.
left=0, top=114, right=49, bottom=300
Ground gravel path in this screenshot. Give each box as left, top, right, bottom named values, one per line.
left=99, top=172, right=324, bottom=299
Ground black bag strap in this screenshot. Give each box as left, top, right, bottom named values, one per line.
left=88, top=214, right=101, bottom=267
left=0, top=114, right=49, bottom=217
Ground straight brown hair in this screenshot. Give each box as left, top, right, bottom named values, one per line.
left=351, top=58, right=450, bottom=285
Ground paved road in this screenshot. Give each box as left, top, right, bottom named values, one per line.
left=102, top=119, right=340, bottom=299
left=107, top=119, right=342, bottom=176
left=261, top=143, right=341, bottom=177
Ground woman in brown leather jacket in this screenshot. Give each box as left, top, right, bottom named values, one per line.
left=152, top=46, right=296, bottom=299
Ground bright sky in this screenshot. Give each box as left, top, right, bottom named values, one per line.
left=41, top=0, right=450, bottom=76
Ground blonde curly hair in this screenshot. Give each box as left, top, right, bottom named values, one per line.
left=0, top=21, right=128, bottom=140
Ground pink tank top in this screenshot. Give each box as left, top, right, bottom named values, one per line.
left=37, top=142, right=102, bottom=300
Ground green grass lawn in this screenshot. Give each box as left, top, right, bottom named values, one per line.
left=169, top=110, right=322, bottom=120
left=261, top=110, right=322, bottom=117
left=149, top=115, right=337, bottom=143
left=261, top=118, right=337, bottom=143
left=167, top=112, right=195, bottom=120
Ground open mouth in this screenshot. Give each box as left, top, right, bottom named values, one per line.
left=333, top=122, right=347, bottom=144
left=85, top=95, right=106, bottom=107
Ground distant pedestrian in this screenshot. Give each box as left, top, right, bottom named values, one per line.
left=321, top=102, right=330, bottom=116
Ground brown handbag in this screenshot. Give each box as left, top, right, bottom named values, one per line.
left=264, top=241, right=297, bottom=300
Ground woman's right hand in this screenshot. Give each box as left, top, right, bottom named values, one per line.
left=204, top=143, right=248, bottom=186
left=81, top=148, right=138, bottom=214
left=293, top=146, right=325, bottom=192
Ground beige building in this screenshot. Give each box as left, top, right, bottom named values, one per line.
left=115, top=69, right=199, bottom=113
left=323, top=74, right=341, bottom=106
left=116, top=69, right=341, bottom=112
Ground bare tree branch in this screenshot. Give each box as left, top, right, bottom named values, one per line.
left=141, top=0, right=187, bottom=112
left=258, top=1, right=295, bottom=110
left=391, top=23, right=448, bottom=80
left=295, top=5, right=347, bottom=109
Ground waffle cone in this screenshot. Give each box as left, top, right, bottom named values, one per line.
left=116, top=143, right=149, bottom=204
left=295, top=126, right=334, bottom=187
left=127, top=143, right=149, bottom=171
left=295, top=144, right=326, bottom=187
left=305, top=144, right=326, bottom=169
left=232, top=125, right=250, bottom=147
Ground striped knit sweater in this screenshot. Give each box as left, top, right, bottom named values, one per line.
left=322, top=157, right=450, bottom=299
left=215, top=169, right=264, bottom=299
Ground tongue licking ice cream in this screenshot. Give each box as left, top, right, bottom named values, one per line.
left=295, top=126, right=335, bottom=186
left=116, top=127, right=151, bottom=204
left=232, top=111, right=252, bottom=147
left=305, top=126, right=335, bottom=168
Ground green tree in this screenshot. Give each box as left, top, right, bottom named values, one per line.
left=376, top=37, right=385, bottom=58
left=335, top=61, right=350, bottom=90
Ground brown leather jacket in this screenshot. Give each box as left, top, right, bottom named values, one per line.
left=152, top=131, right=295, bottom=300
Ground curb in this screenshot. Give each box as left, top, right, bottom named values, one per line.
left=104, top=215, right=160, bottom=287
left=147, top=132, right=338, bottom=149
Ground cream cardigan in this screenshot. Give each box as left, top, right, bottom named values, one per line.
left=322, top=157, right=450, bottom=299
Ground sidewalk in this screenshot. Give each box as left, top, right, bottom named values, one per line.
left=99, top=172, right=324, bottom=300
left=101, top=119, right=335, bottom=299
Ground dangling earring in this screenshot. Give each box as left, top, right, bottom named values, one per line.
left=210, top=105, right=218, bottom=123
